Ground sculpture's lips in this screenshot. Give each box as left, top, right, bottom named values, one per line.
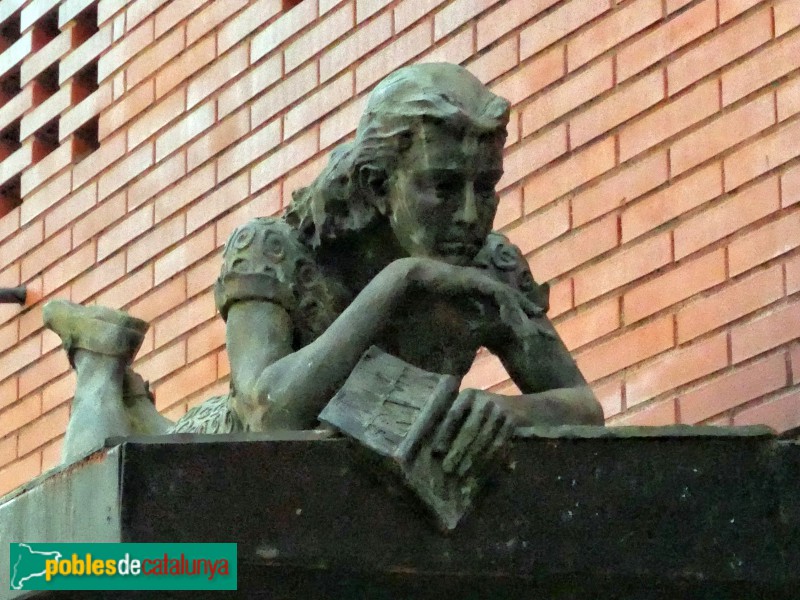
left=437, top=241, right=480, bottom=255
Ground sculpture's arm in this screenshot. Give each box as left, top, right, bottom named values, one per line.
left=227, top=257, right=536, bottom=431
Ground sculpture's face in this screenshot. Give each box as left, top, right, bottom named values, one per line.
left=388, top=122, right=504, bottom=266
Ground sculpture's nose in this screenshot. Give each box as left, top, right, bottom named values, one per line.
left=455, top=181, right=478, bottom=225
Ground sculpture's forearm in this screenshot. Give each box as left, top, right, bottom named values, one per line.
left=244, top=259, right=416, bottom=429
left=494, top=386, right=604, bottom=427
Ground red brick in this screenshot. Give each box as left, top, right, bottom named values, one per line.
left=572, top=151, right=667, bottom=227
left=523, top=137, right=616, bottom=211
left=620, top=80, right=719, bottom=162
left=320, top=11, right=389, bottom=82
left=17, top=399, right=69, bottom=455
left=792, top=342, right=800, bottom=382
left=571, top=70, right=664, bottom=149
left=0, top=452, right=41, bottom=497
left=493, top=187, right=522, bottom=230
left=0, top=433, right=16, bottom=469
left=217, top=120, right=280, bottom=183
left=0, top=141, right=47, bottom=187
left=99, top=80, right=154, bottom=141
left=251, top=128, right=318, bottom=193
left=188, top=0, right=248, bottom=46
left=675, top=175, right=780, bottom=259
left=19, top=84, right=76, bottom=142
left=72, top=191, right=123, bottom=248
left=152, top=354, right=217, bottom=411
left=521, top=59, right=613, bottom=137
left=466, top=38, right=518, bottom=87
left=98, top=17, right=154, bottom=82
left=125, top=0, right=170, bottom=31
left=155, top=34, right=215, bottom=100
left=575, top=315, right=673, bottom=382
left=722, top=28, right=800, bottom=107
left=0, top=221, right=43, bottom=266
left=498, top=125, right=567, bottom=192
left=153, top=292, right=216, bottom=349
left=461, top=350, right=508, bottom=390
left=186, top=254, right=221, bottom=298
left=126, top=214, right=184, bottom=272
left=506, top=200, right=569, bottom=255
left=611, top=398, right=676, bottom=425
left=0, top=319, right=17, bottom=355
left=319, top=95, right=366, bottom=148
left=250, top=0, right=318, bottom=63
left=679, top=353, right=787, bottom=424
left=186, top=318, right=225, bottom=363
left=678, top=264, right=783, bottom=343
left=21, top=229, right=70, bottom=282
left=788, top=252, right=800, bottom=296
left=98, top=142, right=154, bottom=201
left=393, top=0, right=443, bottom=33
left=729, top=208, right=800, bottom=277
left=720, top=0, right=761, bottom=23
left=128, top=152, right=185, bottom=210
left=0, top=372, right=19, bottom=409
left=154, top=226, right=216, bottom=286
left=127, top=88, right=183, bottom=150
left=0, top=337, right=41, bottom=394
left=216, top=185, right=282, bottom=244
left=155, top=101, right=214, bottom=162
left=97, top=204, right=153, bottom=261
left=73, top=133, right=126, bottom=191
left=591, top=377, right=622, bottom=418
left=286, top=3, right=353, bottom=73
left=188, top=45, right=249, bottom=111
left=574, top=232, right=671, bottom=304
left=783, top=164, right=800, bottom=208
left=777, top=76, right=800, bottom=123
left=43, top=184, right=94, bottom=238
left=154, top=0, right=204, bottom=38
left=521, top=0, right=609, bottom=61
left=567, top=0, right=661, bottom=71
left=420, top=26, right=474, bottom=65
left=672, top=93, right=775, bottom=177
left=21, top=27, right=73, bottom=86
left=283, top=153, right=327, bottom=196
left=555, top=297, right=620, bottom=352
left=186, top=173, right=248, bottom=234
left=491, top=46, right=564, bottom=107
left=154, top=163, right=215, bottom=222
left=60, top=85, right=113, bottom=142
left=43, top=241, right=95, bottom=295
left=734, top=389, right=800, bottom=432
left=621, top=162, right=722, bottom=242
left=529, top=214, right=618, bottom=283
left=433, top=0, right=494, bottom=41
left=355, top=20, right=432, bottom=93
left=618, top=0, right=716, bottom=83
left=0, top=31, right=37, bottom=82
left=0, top=83, right=41, bottom=136
left=626, top=249, right=727, bottom=324
left=285, top=72, right=353, bottom=139
left=476, top=0, right=558, bottom=51
left=72, top=253, right=126, bottom=303
left=731, top=298, right=800, bottom=363
left=20, top=0, right=60, bottom=32
left=60, top=26, right=112, bottom=84
left=134, top=340, right=186, bottom=384
left=127, top=273, right=184, bottom=323
left=41, top=436, right=63, bottom=472
left=0, top=205, right=20, bottom=246
left=220, top=54, right=283, bottom=120
left=355, top=0, right=390, bottom=22
left=41, top=368, right=75, bottom=412
left=627, top=333, right=729, bottom=404
left=185, top=109, right=247, bottom=172
left=92, top=263, right=152, bottom=310
left=775, top=0, right=800, bottom=37
left=20, top=170, right=71, bottom=227
left=724, top=117, right=800, bottom=192
left=667, top=9, right=772, bottom=96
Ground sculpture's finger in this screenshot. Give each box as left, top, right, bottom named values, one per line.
left=456, top=404, right=505, bottom=477
left=432, top=391, right=473, bottom=455
left=481, top=416, right=515, bottom=465
left=442, top=400, right=492, bottom=474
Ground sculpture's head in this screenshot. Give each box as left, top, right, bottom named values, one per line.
left=287, top=63, right=510, bottom=265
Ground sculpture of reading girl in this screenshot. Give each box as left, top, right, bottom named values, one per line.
left=43, top=63, right=603, bottom=473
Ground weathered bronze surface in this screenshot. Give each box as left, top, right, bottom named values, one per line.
left=41, top=63, right=602, bottom=526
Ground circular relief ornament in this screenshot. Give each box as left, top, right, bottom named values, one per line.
left=490, top=238, right=520, bottom=271
left=263, top=231, right=286, bottom=262
left=232, top=225, right=256, bottom=250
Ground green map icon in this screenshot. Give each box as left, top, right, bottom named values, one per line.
left=10, top=544, right=62, bottom=590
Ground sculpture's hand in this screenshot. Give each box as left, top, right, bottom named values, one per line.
left=430, top=388, right=516, bottom=477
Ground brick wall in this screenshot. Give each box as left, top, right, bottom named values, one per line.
left=0, top=0, right=799, bottom=495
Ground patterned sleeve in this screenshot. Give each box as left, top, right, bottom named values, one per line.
left=472, top=232, right=551, bottom=313
left=214, top=217, right=307, bottom=320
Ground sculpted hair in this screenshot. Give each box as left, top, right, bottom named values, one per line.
left=285, top=63, right=511, bottom=247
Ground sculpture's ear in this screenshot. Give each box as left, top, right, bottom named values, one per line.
left=358, top=165, right=390, bottom=215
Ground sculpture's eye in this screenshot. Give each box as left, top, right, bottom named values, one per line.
left=434, top=178, right=461, bottom=199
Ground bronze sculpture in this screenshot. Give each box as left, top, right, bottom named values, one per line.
left=43, top=64, right=603, bottom=487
